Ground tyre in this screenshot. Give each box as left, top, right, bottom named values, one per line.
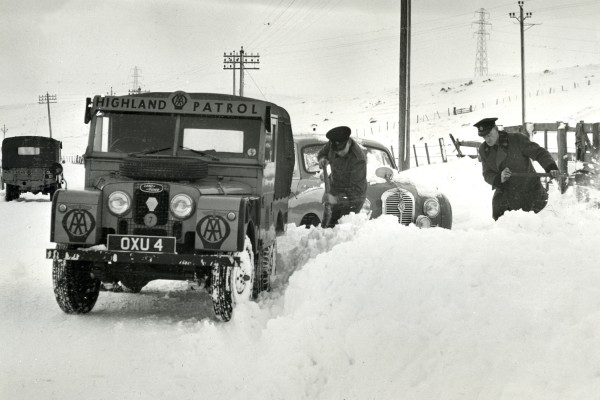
left=5, top=184, right=18, bottom=202
left=52, top=244, right=101, bottom=314
left=119, top=156, right=208, bottom=181
left=253, top=240, right=275, bottom=298
left=211, top=236, right=254, bottom=322
left=48, top=186, right=57, bottom=200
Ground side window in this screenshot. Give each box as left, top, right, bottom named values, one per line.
left=292, top=143, right=300, bottom=178
left=265, top=116, right=278, bottom=162
left=302, top=144, right=324, bottom=174
left=92, top=114, right=109, bottom=152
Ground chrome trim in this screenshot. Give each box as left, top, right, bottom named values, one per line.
left=381, top=188, right=415, bottom=225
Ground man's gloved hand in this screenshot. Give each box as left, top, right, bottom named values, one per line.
left=549, top=169, right=561, bottom=179
left=318, top=157, right=329, bottom=169
left=325, top=193, right=338, bottom=205
left=500, top=167, right=512, bottom=183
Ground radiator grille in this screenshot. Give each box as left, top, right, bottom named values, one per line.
left=133, top=184, right=170, bottom=225
left=381, top=189, right=415, bottom=225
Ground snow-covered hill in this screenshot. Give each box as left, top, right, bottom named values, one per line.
left=2, top=64, right=599, bottom=158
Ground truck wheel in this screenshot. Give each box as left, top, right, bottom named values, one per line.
left=119, top=156, right=208, bottom=181
left=211, top=236, right=254, bottom=322
left=253, top=240, right=275, bottom=298
left=52, top=244, right=101, bottom=314
left=5, top=185, right=18, bottom=202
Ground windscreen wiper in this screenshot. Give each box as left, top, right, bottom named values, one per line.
left=129, top=146, right=220, bottom=161
left=181, top=147, right=220, bottom=161
left=129, top=146, right=172, bottom=156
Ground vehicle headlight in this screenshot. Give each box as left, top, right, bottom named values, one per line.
left=423, top=198, right=440, bottom=218
left=108, top=191, right=131, bottom=216
left=170, top=194, right=194, bottom=219
left=360, top=198, right=372, bottom=216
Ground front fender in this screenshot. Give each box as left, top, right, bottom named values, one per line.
left=195, top=196, right=256, bottom=252
left=51, top=189, right=102, bottom=244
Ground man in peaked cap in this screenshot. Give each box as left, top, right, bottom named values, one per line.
left=476, top=117, right=560, bottom=220
left=317, top=126, right=367, bottom=227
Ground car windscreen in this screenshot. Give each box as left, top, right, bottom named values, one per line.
left=180, top=116, right=260, bottom=159
left=92, top=112, right=261, bottom=159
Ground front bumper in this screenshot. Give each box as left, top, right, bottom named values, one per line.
left=46, top=248, right=237, bottom=268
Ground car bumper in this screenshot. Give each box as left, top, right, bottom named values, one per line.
left=46, top=248, right=237, bottom=268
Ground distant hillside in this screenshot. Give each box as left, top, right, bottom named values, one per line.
left=1, top=64, right=598, bottom=159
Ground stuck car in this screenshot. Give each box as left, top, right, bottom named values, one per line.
left=289, top=135, right=452, bottom=229
left=46, top=91, right=295, bottom=321
left=2, top=136, right=65, bottom=201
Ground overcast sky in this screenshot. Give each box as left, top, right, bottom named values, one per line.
left=1, top=0, right=598, bottom=107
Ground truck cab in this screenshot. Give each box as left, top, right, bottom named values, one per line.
left=47, top=91, right=295, bottom=321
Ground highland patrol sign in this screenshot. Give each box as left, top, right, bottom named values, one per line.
left=92, top=91, right=265, bottom=117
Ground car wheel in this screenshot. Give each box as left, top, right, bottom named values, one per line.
left=211, top=236, right=254, bottom=322
left=52, top=244, right=101, bottom=314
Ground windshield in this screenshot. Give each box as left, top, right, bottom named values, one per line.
left=301, top=143, right=395, bottom=174
left=92, top=112, right=261, bottom=158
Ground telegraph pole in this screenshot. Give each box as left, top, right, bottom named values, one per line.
left=473, top=8, right=490, bottom=77
left=223, top=47, right=260, bottom=97
left=398, top=0, right=411, bottom=171
left=1, top=124, right=7, bottom=140
left=38, top=92, right=57, bottom=138
left=510, top=1, right=532, bottom=132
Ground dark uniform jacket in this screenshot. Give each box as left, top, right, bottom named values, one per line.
left=478, top=131, right=558, bottom=220
left=317, top=138, right=367, bottom=202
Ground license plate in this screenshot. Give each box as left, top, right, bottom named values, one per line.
left=107, top=234, right=176, bottom=253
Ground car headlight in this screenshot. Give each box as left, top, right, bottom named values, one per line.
left=170, top=194, right=194, bottom=219
left=360, top=198, right=372, bottom=216
left=108, top=191, right=131, bottom=216
left=423, top=198, right=440, bottom=218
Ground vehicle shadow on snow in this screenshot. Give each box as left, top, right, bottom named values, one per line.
left=91, top=286, right=219, bottom=322
left=2, top=195, right=52, bottom=203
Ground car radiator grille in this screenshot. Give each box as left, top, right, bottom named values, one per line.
left=381, top=189, right=415, bottom=225
left=116, top=184, right=179, bottom=237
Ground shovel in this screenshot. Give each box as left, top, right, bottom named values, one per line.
left=321, top=166, right=334, bottom=228
left=509, top=171, right=569, bottom=194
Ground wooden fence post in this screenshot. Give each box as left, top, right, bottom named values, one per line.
left=593, top=123, right=600, bottom=159
left=439, top=138, right=447, bottom=163
left=424, top=143, right=431, bottom=165
left=557, top=121, right=568, bottom=173
left=413, top=145, right=419, bottom=167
